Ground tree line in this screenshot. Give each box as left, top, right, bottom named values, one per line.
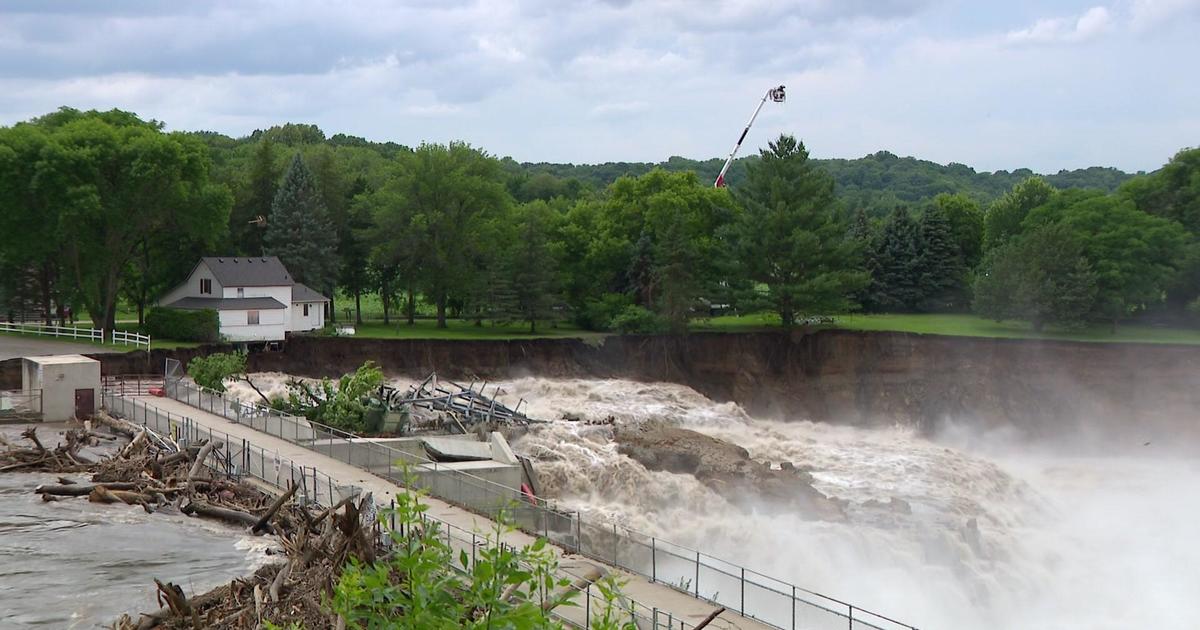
left=1, top=106, right=1197, bottom=335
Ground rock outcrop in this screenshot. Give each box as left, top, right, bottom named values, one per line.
left=613, top=420, right=845, bottom=520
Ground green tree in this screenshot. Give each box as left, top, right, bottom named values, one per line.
left=265, top=153, right=339, bottom=296
left=728, top=135, right=867, bottom=326
left=982, top=177, right=1054, bottom=251
left=186, top=351, right=272, bottom=404
left=916, top=206, right=967, bottom=311
left=973, top=224, right=1097, bottom=331
left=929, top=192, right=984, bottom=267
left=339, top=176, right=374, bottom=324
left=30, top=108, right=231, bottom=331
left=370, top=142, right=510, bottom=328
left=508, top=201, right=562, bottom=332
left=229, top=138, right=280, bottom=255
left=0, top=123, right=66, bottom=324
left=865, top=207, right=923, bottom=312
left=1120, top=147, right=1200, bottom=234
left=1025, top=192, right=1189, bottom=327
left=281, top=361, right=383, bottom=432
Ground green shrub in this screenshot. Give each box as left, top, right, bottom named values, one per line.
left=145, top=306, right=219, bottom=342
left=575, top=293, right=632, bottom=331
left=609, top=305, right=668, bottom=334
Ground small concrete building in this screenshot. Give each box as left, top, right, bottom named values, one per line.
left=21, top=354, right=101, bottom=422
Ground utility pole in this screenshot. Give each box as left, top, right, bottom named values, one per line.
left=714, top=85, right=786, bottom=188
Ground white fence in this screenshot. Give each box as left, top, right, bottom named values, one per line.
left=0, top=321, right=150, bottom=350
left=0, top=321, right=104, bottom=343
left=111, top=329, right=150, bottom=349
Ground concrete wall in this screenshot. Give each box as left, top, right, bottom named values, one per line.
left=158, top=262, right=221, bottom=305
left=289, top=301, right=324, bottom=332
left=306, top=436, right=524, bottom=508
left=23, top=357, right=100, bottom=421
left=218, top=308, right=287, bottom=342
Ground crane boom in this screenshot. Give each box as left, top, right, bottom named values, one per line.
left=714, top=85, right=785, bottom=187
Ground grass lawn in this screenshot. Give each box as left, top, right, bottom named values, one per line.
left=320, top=318, right=608, bottom=342
left=699, top=312, right=1200, bottom=345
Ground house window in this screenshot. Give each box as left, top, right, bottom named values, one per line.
left=303, top=304, right=310, bottom=316
left=247, top=310, right=260, bottom=325
left=200, top=278, right=212, bottom=294
left=237, top=287, right=244, bottom=298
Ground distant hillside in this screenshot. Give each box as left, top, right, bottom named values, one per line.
left=197, top=123, right=1139, bottom=215
left=518, top=151, right=1137, bottom=216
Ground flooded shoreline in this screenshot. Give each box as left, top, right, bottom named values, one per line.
left=0, top=423, right=271, bottom=628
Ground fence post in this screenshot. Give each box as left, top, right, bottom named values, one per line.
left=741, top=567, right=745, bottom=616
left=848, top=605, right=854, bottom=630
left=694, top=551, right=700, bottom=598
left=792, top=585, right=796, bottom=630
left=651, top=537, right=656, bottom=582
left=612, top=522, right=618, bottom=566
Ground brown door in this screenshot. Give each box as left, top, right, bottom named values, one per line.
left=74, top=388, right=95, bottom=419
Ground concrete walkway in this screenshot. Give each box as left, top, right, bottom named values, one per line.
left=136, top=395, right=774, bottom=630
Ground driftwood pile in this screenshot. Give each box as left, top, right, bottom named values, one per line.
left=0, top=414, right=379, bottom=629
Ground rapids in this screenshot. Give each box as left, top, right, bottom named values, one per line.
left=236, top=373, right=1200, bottom=629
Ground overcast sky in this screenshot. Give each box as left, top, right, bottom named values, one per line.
left=1, top=0, right=1197, bottom=172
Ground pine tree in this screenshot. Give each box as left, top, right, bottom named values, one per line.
left=867, top=207, right=924, bottom=311
left=265, top=154, right=339, bottom=295
left=916, top=207, right=966, bottom=311
left=728, top=135, right=867, bottom=327
left=230, top=138, right=279, bottom=255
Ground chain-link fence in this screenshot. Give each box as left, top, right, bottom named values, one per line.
left=103, top=389, right=693, bottom=630
left=147, top=370, right=919, bottom=630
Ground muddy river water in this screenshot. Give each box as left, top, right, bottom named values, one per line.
left=0, top=468, right=265, bottom=628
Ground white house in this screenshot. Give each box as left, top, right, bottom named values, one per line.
left=158, top=257, right=329, bottom=342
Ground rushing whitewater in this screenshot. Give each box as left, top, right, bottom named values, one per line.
left=237, top=373, right=1200, bottom=629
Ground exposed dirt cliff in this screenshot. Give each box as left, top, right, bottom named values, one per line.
left=4, top=330, right=1198, bottom=444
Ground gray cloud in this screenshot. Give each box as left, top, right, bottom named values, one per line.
left=0, top=0, right=1195, bottom=172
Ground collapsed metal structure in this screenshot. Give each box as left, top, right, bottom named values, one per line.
left=373, top=372, right=537, bottom=435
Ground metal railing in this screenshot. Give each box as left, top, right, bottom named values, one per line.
left=112, top=329, right=151, bottom=350
left=103, top=375, right=164, bottom=397
left=0, top=389, right=43, bottom=420
left=102, top=390, right=693, bottom=630
left=0, top=321, right=104, bottom=343
left=153, top=378, right=918, bottom=630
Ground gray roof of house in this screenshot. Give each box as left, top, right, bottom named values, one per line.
left=201, top=256, right=294, bottom=287
left=162, top=297, right=287, bottom=311
left=292, top=282, right=329, bottom=303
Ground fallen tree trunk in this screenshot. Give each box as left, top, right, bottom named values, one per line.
left=36, top=481, right=142, bottom=496
left=181, top=500, right=269, bottom=532
left=253, top=480, right=298, bottom=534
